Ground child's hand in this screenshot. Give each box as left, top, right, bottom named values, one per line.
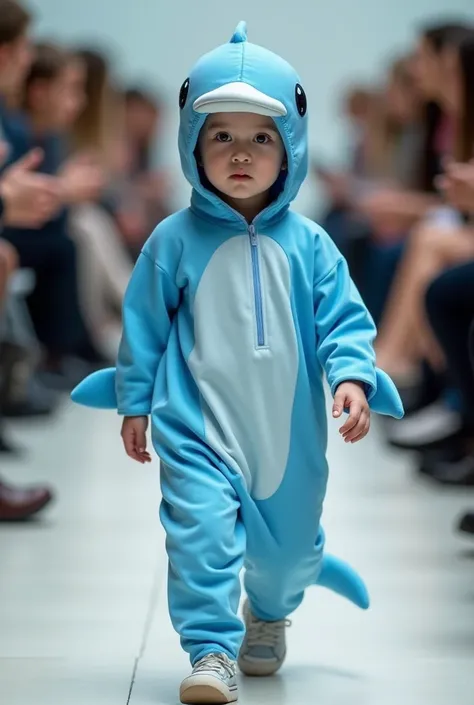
left=332, top=381, right=370, bottom=443
left=121, top=416, right=152, bottom=464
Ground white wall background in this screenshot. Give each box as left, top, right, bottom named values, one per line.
left=30, top=0, right=474, bottom=215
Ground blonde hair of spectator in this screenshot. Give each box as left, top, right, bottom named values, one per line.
left=72, top=48, right=124, bottom=171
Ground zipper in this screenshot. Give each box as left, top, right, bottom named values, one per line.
left=248, top=224, right=266, bottom=347
left=196, top=193, right=269, bottom=348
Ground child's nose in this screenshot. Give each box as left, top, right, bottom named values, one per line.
left=232, top=152, right=251, bottom=164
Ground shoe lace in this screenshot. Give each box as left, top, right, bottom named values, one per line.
left=193, top=653, right=235, bottom=678
left=247, top=614, right=292, bottom=648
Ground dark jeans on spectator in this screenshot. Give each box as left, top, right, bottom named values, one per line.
left=1, top=229, right=89, bottom=358
left=346, top=234, right=406, bottom=327
left=425, top=261, right=474, bottom=428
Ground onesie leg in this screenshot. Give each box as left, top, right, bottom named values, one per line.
left=159, top=461, right=246, bottom=664
left=244, top=527, right=325, bottom=621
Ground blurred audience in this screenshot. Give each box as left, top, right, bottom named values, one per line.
left=0, top=0, right=173, bottom=521
left=375, top=29, right=474, bottom=461
left=0, top=0, right=55, bottom=520
left=122, top=86, right=172, bottom=254
left=2, top=41, right=108, bottom=388
left=67, top=47, right=134, bottom=359
left=311, top=16, right=474, bottom=531
left=374, top=26, right=474, bottom=380
left=315, top=53, right=427, bottom=326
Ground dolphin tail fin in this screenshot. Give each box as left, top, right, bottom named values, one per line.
left=315, top=554, right=369, bottom=609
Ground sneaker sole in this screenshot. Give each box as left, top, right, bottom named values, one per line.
left=237, top=652, right=285, bottom=677
left=180, top=678, right=238, bottom=704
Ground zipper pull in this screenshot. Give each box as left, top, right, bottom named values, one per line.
left=249, top=224, right=257, bottom=245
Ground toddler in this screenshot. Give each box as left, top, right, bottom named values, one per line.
left=72, top=21, right=403, bottom=704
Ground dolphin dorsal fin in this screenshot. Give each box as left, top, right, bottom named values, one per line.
left=230, top=21, right=247, bottom=44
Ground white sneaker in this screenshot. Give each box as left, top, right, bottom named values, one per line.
left=180, top=653, right=238, bottom=704
left=388, top=401, right=462, bottom=448
left=238, top=600, right=290, bottom=676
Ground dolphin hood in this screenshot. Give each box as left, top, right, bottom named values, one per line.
left=178, top=21, right=308, bottom=228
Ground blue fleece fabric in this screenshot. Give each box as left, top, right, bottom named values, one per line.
left=72, top=21, right=403, bottom=664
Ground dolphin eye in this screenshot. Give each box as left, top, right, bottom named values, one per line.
left=179, top=78, right=190, bottom=109
left=295, top=83, right=307, bottom=117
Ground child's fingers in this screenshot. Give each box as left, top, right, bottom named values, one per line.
left=332, top=391, right=347, bottom=418
left=125, top=446, right=142, bottom=462
left=132, top=448, right=149, bottom=464
left=136, top=430, right=147, bottom=455
left=123, top=437, right=140, bottom=462
left=344, top=412, right=370, bottom=443
left=342, top=408, right=367, bottom=441
left=339, top=402, right=362, bottom=435
left=349, top=420, right=371, bottom=443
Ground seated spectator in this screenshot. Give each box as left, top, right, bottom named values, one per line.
left=311, top=85, right=376, bottom=253
left=1, top=40, right=109, bottom=385
left=344, top=22, right=472, bottom=330
left=418, top=261, right=474, bottom=485
left=0, top=9, right=61, bottom=424
left=375, top=29, right=474, bottom=382
left=122, top=86, right=173, bottom=252
left=313, top=53, right=428, bottom=327
left=0, top=0, right=55, bottom=519
left=419, top=163, right=474, bottom=476
left=67, top=47, right=135, bottom=358
left=94, top=80, right=173, bottom=261
left=379, top=31, right=474, bottom=453
left=358, top=21, right=473, bottom=236
left=124, top=86, right=161, bottom=175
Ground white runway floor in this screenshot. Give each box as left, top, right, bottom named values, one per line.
left=1, top=398, right=473, bottom=704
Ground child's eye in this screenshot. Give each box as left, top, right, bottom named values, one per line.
left=255, top=134, right=271, bottom=144
left=215, top=132, right=232, bottom=142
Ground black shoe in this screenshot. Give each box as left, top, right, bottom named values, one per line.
left=458, top=512, right=474, bottom=535
left=422, top=453, right=474, bottom=487
left=417, top=439, right=467, bottom=477
left=37, top=357, right=102, bottom=392
left=0, top=431, right=24, bottom=456
left=397, top=362, right=446, bottom=416
left=2, top=394, right=57, bottom=418
left=1, top=376, right=59, bottom=418
left=74, top=337, right=112, bottom=366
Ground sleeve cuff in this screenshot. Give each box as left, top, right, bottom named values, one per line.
left=117, top=408, right=151, bottom=417
left=331, top=375, right=376, bottom=401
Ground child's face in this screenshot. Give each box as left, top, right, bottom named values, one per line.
left=199, top=112, right=286, bottom=211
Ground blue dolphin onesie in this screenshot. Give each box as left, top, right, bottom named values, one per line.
left=72, top=21, right=403, bottom=665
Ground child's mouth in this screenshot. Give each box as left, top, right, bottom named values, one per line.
left=230, top=174, right=251, bottom=180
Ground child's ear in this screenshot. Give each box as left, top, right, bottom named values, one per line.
left=281, top=160, right=288, bottom=171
